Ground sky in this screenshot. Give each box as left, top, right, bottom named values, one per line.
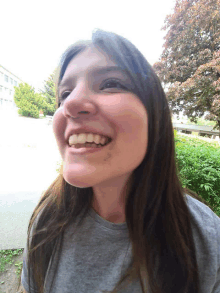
left=0, top=0, right=176, bottom=92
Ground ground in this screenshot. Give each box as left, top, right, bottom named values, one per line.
left=0, top=253, right=24, bottom=293
left=0, top=113, right=59, bottom=293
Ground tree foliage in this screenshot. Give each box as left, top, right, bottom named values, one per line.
left=40, top=71, right=57, bottom=116
left=14, top=72, right=57, bottom=118
left=14, top=83, right=45, bottom=118
left=153, top=0, right=220, bottom=129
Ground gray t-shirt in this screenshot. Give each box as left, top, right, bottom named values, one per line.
left=21, top=195, right=220, bottom=292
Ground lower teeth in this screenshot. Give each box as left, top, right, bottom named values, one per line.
left=70, top=138, right=111, bottom=149
left=72, top=143, right=105, bottom=149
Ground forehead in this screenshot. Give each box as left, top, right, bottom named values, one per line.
left=64, top=47, right=117, bottom=78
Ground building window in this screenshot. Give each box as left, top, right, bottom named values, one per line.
left=5, top=75, right=8, bottom=82
left=9, top=90, right=12, bottom=95
left=14, top=80, right=17, bottom=86
left=0, top=72, right=3, bottom=78
left=0, top=86, right=2, bottom=92
left=11, top=78, right=13, bottom=84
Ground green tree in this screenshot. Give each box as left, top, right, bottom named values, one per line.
left=40, top=71, right=57, bottom=116
left=14, top=83, right=45, bottom=118
left=153, top=0, right=220, bottom=129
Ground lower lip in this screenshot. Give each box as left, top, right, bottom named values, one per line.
left=67, top=142, right=111, bottom=155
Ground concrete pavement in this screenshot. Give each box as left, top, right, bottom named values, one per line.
left=0, top=109, right=61, bottom=249
left=0, top=191, right=43, bottom=250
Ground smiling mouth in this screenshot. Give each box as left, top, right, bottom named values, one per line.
left=69, top=138, right=112, bottom=149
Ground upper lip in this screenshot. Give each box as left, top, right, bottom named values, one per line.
left=66, top=127, right=113, bottom=143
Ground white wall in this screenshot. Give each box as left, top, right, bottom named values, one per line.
left=0, top=65, right=22, bottom=109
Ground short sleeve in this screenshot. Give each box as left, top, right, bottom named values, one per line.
left=185, top=195, right=220, bottom=292
left=21, top=208, right=44, bottom=292
left=21, top=244, right=38, bottom=293
left=211, top=212, right=220, bottom=292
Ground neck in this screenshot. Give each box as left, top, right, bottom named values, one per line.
left=92, top=174, right=133, bottom=223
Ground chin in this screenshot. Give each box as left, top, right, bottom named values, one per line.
left=63, top=164, right=97, bottom=188
left=65, top=179, right=92, bottom=188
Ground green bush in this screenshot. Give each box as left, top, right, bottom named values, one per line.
left=14, top=83, right=48, bottom=118
left=18, top=102, right=39, bottom=118
left=40, top=71, right=57, bottom=116
left=175, top=134, right=220, bottom=216
left=41, top=100, right=56, bottom=116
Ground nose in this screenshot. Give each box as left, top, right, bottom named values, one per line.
left=62, top=83, right=97, bottom=120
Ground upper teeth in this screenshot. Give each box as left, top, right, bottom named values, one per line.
left=69, top=133, right=109, bottom=146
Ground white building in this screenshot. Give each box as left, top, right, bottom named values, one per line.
left=0, top=65, right=23, bottom=109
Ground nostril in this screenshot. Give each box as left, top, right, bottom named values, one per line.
left=79, top=111, right=89, bottom=114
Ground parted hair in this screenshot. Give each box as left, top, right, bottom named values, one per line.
left=23, top=29, right=207, bottom=293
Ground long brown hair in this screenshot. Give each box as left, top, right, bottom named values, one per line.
left=25, top=30, right=205, bottom=293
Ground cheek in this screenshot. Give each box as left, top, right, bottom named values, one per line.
left=52, top=110, right=66, bottom=149
left=102, top=99, right=148, bottom=169
left=101, top=95, right=148, bottom=144
left=52, top=109, right=61, bottom=134
left=103, top=152, right=112, bottom=162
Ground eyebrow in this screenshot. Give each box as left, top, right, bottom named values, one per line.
left=95, top=66, right=126, bottom=75
left=58, top=66, right=128, bottom=89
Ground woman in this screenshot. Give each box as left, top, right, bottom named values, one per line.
left=21, top=30, right=220, bottom=293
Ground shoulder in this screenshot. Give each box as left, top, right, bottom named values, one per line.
left=185, top=194, right=220, bottom=273
left=185, top=194, right=220, bottom=232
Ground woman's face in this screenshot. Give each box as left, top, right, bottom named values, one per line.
left=53, top=46, right=148, bottom=188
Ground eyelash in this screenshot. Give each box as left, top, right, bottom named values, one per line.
left=59, top=78, right=127, bottom=105
left=60, top=91, right=70, bottom=100
left=58, top=91, right=71, bottom=106
left=99, top=78, right=127, bottom=91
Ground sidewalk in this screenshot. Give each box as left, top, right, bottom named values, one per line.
left=0, top=110, right=61, bottom=250
left=0, top=191, right=44, bottom=250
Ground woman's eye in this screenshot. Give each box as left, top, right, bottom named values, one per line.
left=61, top=91, right=71, bottom=100
left=100, top=79, right=127, bottom=91
left=58, top=91, right=71, bottom=107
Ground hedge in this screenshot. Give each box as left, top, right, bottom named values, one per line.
left=175, top=132, right=220, bottom=216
